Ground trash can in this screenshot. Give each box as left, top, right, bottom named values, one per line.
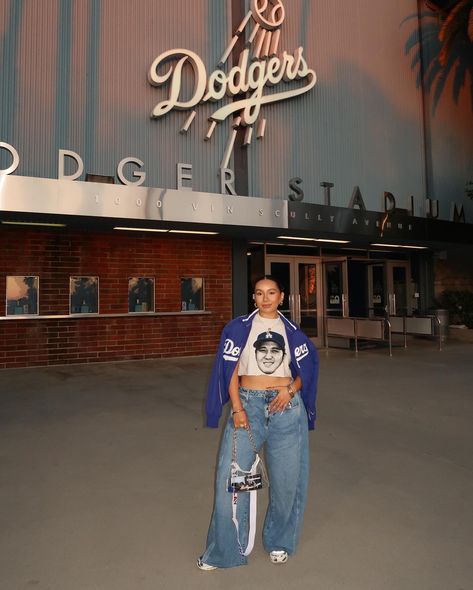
left=433, top=309, right=449, bottom=343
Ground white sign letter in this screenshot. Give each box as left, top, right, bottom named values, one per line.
left=220, top=168, right=237, bottom=195
left=149, top=49, right=207, bottom=118
left=117, top=157, right=146, bottom=186
left=177, top=163, right=193, bottom=191
left=58, top=149, right=84, bottom=181
left=0, top=142, right=20, bottom=175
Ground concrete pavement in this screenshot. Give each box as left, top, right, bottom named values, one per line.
left=0, top=340, right=472, bottom=590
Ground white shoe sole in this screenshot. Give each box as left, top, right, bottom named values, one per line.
left=197, top=558, right=217, bottom=571
left=270, top=550, right=288, bottom=564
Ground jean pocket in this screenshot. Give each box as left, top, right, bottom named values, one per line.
left=286, top=396, right=300, bottom=410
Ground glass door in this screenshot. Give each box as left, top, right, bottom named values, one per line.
left=368, top=263, right=386, bottom=317
left=323, top=259, right=348, bottom=318
left=266, top=256, right=323, bottom=346
left=386, top=261, right=411, bottom=316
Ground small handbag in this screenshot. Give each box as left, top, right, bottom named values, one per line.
left=227, top=426, right=269, bottom=493
left=227, top=426, right=269, bottom=557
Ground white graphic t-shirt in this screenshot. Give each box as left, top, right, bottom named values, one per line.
left=238, top=314, right=292, bottom=377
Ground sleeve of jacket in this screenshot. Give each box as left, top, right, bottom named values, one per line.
left=205, top=327, right=230, bottom=428
left=294, top=335, right=319, bottom=431
left=305, top=339, right=319, bottom=430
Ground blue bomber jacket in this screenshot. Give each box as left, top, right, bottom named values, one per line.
left=205, top=310, right=319, bottom=430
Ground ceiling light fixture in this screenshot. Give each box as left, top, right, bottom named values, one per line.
left=371, top=243, right=428, bottom=250
left=169, top=230, right=219, bottom=235
left=314, top=239, right=350, bottom=244
left=113, top=227, right=168, bottom=232
left=276, top=236, right=317, bottom=241
left=1, top=221, right=67, bottom=227
left=277, top=236, right=350, bottom=244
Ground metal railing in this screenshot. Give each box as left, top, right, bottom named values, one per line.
left=325, top=316, right=393, bottom=356
left=325, top=314, right=444, bottom=356
left=389, top=315, right=443, bottom=351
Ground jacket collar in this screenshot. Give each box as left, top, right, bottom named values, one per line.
left=242, top=309, right=259, bottom=323
left=278, top=311, right=298, bottom=332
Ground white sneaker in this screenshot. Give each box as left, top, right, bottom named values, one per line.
left=197, top=558, right=218, bottom=571
left=270, top=550, right=288, bottom=564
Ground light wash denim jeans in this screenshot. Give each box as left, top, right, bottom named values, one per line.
left=201, top=387, right=309, bottom=568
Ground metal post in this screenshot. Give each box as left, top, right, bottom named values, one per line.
left=433, top=315, right=442, bottom=351
left=385, top=318, right=392, bottom=357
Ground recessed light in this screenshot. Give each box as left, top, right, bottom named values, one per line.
left=371, top=243, right=428, bottom=250
left=113, top=227, right=168, bottom=232
left=1, top=221, right=67, bottom=227
left=314, top=239, right=350, bottom=244
left=169, top=230, right=219, bottom=235
left=277, top=236, right=317, bottom=241
left=277, top=236, right=350, bottom=244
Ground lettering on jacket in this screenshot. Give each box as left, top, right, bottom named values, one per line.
left=223, top=338, right=241, bottom=362
left=294, top=343, right=309, bottom=367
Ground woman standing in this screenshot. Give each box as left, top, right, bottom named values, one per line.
left=198, top=276, right=319, bottom=569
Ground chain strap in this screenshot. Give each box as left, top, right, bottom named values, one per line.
left=232, top=425, right=258, bottom=463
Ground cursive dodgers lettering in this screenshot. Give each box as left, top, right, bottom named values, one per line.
left=149, top=46, right=316, bottom=125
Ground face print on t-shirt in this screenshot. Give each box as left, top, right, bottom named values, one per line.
left=253, top=330, right=285, bottom=375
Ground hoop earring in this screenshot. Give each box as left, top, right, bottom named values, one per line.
left=254, top=302, right=258, bottom=308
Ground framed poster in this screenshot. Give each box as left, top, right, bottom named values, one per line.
left=70, top=276, right=99, bottom=314
left=180, top=277, right=204, bottom=311
left=6, top=276, right=39, bottom=316
left=128, top=277, right=155, bottom=313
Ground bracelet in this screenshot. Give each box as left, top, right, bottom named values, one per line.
left=232, top=408, right=245, bottom=416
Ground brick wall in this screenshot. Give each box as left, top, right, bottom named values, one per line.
left=434, top=249, right=473, bottom=298
left=0, top=228, right=232, bottom=368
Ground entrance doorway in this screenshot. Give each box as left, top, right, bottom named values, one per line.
left=323, top=258, right=349, bottom=318
left=386, top=261, right=411, bottom=316
left=266, top=256, right=323, bottom=346
left=368, top=260, right=411, bottom=317
left=261, top=250, right=412, bottom=346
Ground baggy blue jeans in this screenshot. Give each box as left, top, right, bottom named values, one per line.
left=201, top=387, right=309, bottom=568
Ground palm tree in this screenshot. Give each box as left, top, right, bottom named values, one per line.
left=426, top=0, right=473, bottom=63
left=405, top=0, right=473, bottom=110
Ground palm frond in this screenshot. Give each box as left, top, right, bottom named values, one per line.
left=432, top=48, right=459, bottom=110
left=425, top=58, right=443, bottom=88
left=411, top=46, right=422, bottom=70
left=439, top=0, right=471, bottom=41
left=468, top=6, right=473, bottom=40
left=470, top=65, right=473, bottom=110
left=405, top=28, right=420, bottom=53
left=425, top=1, right=448, bottom=16
left=452, top=60, right=467, bottom=102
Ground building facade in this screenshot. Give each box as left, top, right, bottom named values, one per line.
left=1, top=0, right=472, bottom=368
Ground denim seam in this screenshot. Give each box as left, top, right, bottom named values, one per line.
left=289, top=408, right=306, bottom=555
